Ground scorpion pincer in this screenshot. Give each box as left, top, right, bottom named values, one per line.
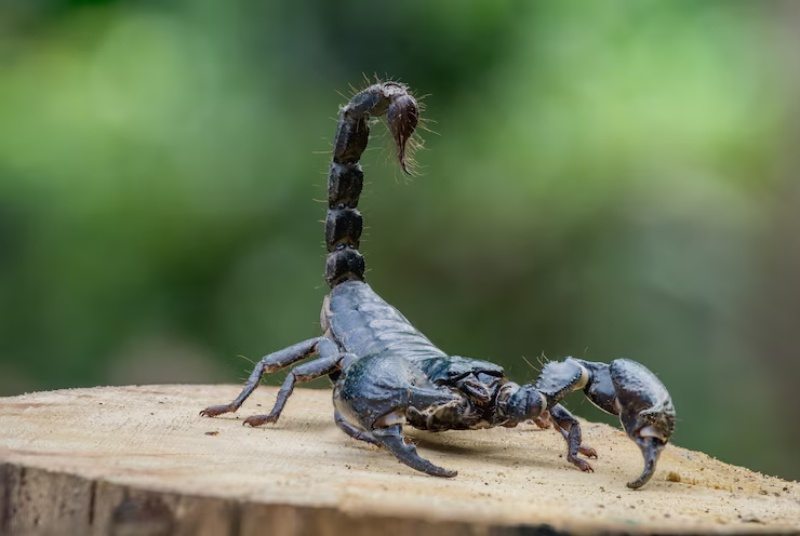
left=200, top=80, right=676, bottom=489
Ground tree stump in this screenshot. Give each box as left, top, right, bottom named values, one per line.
left=0, top=385, right=797, bottom=535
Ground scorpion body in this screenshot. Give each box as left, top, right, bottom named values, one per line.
left=201, top=81, right=676, bottom=488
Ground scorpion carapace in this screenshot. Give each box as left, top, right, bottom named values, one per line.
left=200, top=81, right=676, bottom=489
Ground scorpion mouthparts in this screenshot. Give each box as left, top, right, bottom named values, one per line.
left=387, top=94, right=419, bottom=174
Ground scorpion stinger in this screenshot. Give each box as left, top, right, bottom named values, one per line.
left=200, top=80, right=676, bottom=488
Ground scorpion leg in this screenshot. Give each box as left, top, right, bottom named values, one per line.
left=533, top=404, right=597, bottom=459
left=532, top=414, right=552, bottom=429
left=241, top=356, right=341, bottom=427
left=549, top=404, right=596, bottom=472
left=334, top=411, right=380, bottom=446
left=493, top=383, right=596, bottom=472
left=243, top=339, right=343, bottom=427
left=372, top=425, right=457, bottom=478
left=200, top=336, right=324, bottom=418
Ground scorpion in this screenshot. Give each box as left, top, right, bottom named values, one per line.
left=200, top=81, right=676, bottom=489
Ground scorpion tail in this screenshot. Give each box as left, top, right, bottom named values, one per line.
left=325, top=81, right=419, bottom=288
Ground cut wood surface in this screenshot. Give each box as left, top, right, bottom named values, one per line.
left=0, top=385, right=798, bottom=535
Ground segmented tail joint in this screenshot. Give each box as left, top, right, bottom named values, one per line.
left=324, top=82, right=419, bottom=287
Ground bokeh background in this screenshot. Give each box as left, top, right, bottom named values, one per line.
left=2, top=0, right=799, bottom=480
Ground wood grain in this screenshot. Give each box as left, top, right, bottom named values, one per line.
left=0, top=385, right=797, bottom=535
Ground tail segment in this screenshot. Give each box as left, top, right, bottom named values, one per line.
left=325, top=82, right=419, bottom=287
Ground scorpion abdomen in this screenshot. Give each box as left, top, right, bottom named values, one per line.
left=327, top=281, right=446, bottom=362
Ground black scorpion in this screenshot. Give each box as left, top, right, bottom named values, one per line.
left=200, top=81, right=676, bottom=489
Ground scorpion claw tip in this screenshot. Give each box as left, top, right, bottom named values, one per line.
left=626, top=436, right=664, bottom=489
left=626, top=472, right=651, bottom=489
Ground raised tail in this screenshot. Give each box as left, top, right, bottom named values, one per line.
left=324, top=81, right=419, bottom=287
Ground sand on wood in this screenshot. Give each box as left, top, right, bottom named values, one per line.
left=0, top=385, right=798, bottom=535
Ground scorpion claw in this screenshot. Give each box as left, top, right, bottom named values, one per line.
left=373, top=424, right=457, bottom=478
left=536, top=357, right=675, bottom=488
left=609, top=360, right=675, bottom=489
left=626, top=436, right=665, bottom=489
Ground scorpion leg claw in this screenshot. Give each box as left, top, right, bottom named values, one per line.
left=568, top=455, right=594, bottom=473
left=243, top=414, right=278, bottom=427
left=200, top=404, right=235, bottom=418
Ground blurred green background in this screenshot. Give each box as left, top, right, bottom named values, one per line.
left=2, top=0, right=799, bottom=481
